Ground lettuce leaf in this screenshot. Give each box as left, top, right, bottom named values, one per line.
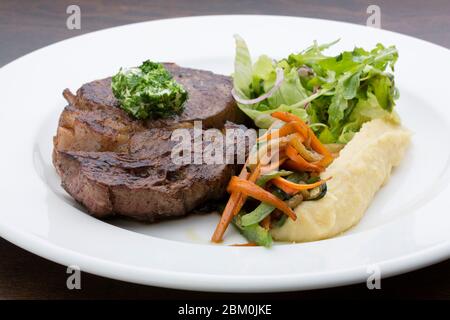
left=232, top=36, right=399, bottom=143
left=233, top=34, right=253, bottom=98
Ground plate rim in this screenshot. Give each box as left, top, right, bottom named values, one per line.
left=1, top=14, right=450, bottom=292
left=1, top=221, right=449, bottom=292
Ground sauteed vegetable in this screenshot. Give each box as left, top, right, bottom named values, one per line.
left=212, top=35, right=400, bottom=247
left=212, top=112, right=335, bottom=247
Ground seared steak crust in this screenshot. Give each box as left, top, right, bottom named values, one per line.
left=55, top=63, right=244, bottom=153
left=56, top=151, right=233, bottom=221
left=53, top=64, right=245, bottom=221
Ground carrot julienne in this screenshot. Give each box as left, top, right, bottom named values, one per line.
left=260, top=156, right=288, bottom=174
left=282, top=159, right=312, bottom=174
left=271, top=111, right=333, bottom=167
left=289, top=133, right=322, bottom=162
left=230, top=162, right=262, bottom=217
left=211, top=165, right=250, bottom=243
left=272, top=181, right=298, bottom=195
left=212, top=112, right=334, bottom=245
left=211, top=122, right=282, bottom=243
left=272, top=176, right=331, bottom=195
left=257, top=121, right=307, bottom=142
left=285, top=144, right=324, bottom=172
left=227, top=176, right=297, bottom=221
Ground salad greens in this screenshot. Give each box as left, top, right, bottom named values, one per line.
left=232, top=35, right=399, bottom=143
left=111, top=60, right=187, bottom=120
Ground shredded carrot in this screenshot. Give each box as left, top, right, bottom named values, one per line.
left=257, top=121, right=307, bottom=142
left=284, top=159, right=324, bottom=174
left=211, top=166, right=249, bottom=243
left=271, top=111, right=309, bottom=132
left=272, top=176, right=331, bottom=195
left=271, top=111, right=333, bottom=167
left=230, top=162, right=262, bottom=217
left=227, top=176, right=297, bottom=221
left=230, top=243, right=257, bottom=247
left=271, top=179, right=300, bottom=195
left=285, top=145, right=323, bottom=172
left=316, top=153, right=333, bottom=167
left=253, top=138, right=288, bottom=168
left=289, top=133, right=322, bottom=162
left=260, top=156, right=288, bottom=174
left=211, top=122, right=282, bottom=243
left=212, top=111, right=334, bottom=244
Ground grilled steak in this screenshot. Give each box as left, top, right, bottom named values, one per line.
left=55, top=63, right=245, bottom=155
left=53, top=64, right=247, bottom=221
left=54, top=127, right=240, bottom=220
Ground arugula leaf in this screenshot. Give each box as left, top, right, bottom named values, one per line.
left=343, top=71, right=361, bottom=100
left=328, top=75, right=349, bottom=133
left=369, top=75, right=395, bottom=112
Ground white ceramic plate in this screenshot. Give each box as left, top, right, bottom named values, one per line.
left=0, top=15, right=449, bottom=292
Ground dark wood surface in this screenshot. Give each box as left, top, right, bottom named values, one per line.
left=0, top=0, right=449, bottom=300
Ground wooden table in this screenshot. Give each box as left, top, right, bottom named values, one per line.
left=1, top=0, right=449, bottom=299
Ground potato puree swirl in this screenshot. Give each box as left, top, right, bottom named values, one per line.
left=271, top=118, right=411, bottom=242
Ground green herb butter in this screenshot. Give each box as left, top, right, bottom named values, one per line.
left=111, top=60, right=188, bottom=119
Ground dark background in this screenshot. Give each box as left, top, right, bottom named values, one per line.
left=0, top=0, right=449, bottom=299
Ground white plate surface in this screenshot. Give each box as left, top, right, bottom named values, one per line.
left=0, top=15, right=449, bottom=292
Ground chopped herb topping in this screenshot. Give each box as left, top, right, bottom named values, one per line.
left=111, top=60, right=188, bottom=119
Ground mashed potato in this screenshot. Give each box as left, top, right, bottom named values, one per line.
left=271, top=118, right=411, bottom=242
